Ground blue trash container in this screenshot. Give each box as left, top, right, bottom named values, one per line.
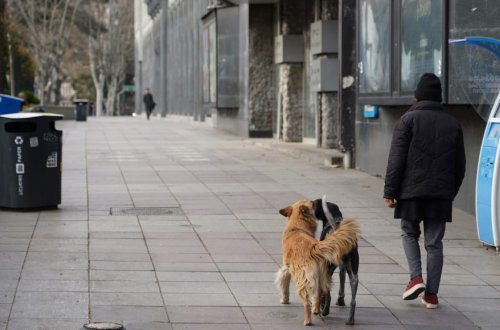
left=0, top=94, right=24, bottom=115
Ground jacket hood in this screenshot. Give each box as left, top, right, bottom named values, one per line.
left=409, top=100, right=444, bottom=112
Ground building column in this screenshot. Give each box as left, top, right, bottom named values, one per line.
left=248, top=5, right=274, bottom=137
left=160, top=0, right=168, bottom=117
left=339, top=0, right=356, bottom=155
left=279, top=0, right=305, bottom=142
left=318, top=0, right=339, bottom=148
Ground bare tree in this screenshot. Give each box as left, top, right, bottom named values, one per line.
left=8, top=0, right=80, bottom=105
left=88, top=0, right=107, bottom=116
left=0, top=0, right=8, bottom=93
left=89, top=0, right=133, bottom=116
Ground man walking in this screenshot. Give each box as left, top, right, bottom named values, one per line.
left=383, top=73, right=466, bottom=309
left=143, top=88, right=156, bottom=120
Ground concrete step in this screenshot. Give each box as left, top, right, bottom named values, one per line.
left=247, top=138, right=346, bottom=168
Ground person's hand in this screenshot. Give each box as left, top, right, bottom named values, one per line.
left=384, top=198, right=397, bottom=208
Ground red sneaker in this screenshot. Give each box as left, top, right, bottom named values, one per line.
left=403, top=275, right=426, bottom=300
left=421, top=293, right=438, bottom=309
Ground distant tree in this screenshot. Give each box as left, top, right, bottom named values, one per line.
left=73, top=69, right=96, bottom=102
left=88, top=0, right=133, bottom=116
left=10, top=34, right=36, bottom=94
left=8, top=0, right=81, bottom=105
left=0, top=0, right=7, bottom=93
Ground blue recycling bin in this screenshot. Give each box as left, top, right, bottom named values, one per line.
left=0, top=94, right=24, bottom=114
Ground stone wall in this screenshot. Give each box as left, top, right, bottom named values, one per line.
left=280, top=64, right=303, bottom=142
left=248, top=5, right=274, bottom=135
left=320, top=93, right=339, bottom=148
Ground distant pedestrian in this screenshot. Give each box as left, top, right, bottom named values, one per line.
left=143, top=88, right=156, bottom=120
left=383, top=73, right=466, bottom=309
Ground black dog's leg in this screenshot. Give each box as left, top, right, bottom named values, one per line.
left=320, top=291, right=331, bottom=317
left=345, top=270, right=358, bottom=325
left=320, top=265, right=335, bottom=316
left=336, top=266, right=346, bottom=306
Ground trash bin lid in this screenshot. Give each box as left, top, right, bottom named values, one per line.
left=73, top=99, right=89, bottom=104
left=0, top=112, right=64, bottom=119
left=0, top=94, right=24, bottom=102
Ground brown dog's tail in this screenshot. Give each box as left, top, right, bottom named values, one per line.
left=312, top=219, right=359, bottom=265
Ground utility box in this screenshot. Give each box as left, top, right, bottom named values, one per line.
left=0, top=113, right=63, bottom=209
left=311, top=58, right=339, bottom=92
left=311, top=20, right=338, bottom=55
left=275, top=35, right=304, bottom=64
left=476, top=91, right=500, bottom=251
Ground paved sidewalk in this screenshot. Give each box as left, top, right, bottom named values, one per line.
left=0, top=116, right=499, bottom=330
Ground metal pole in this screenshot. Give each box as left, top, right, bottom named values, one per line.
left=7, top=32, right=15, bottom=96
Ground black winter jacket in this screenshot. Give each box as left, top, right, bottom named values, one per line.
left=384, top=101, right=466, bottom=201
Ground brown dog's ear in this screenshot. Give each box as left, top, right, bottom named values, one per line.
left=300, top=205, right=310, bottom=217
left=279, top=206, right=292, bottom=218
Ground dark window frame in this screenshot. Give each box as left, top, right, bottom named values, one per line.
left=357, top=0, right=448, bottom=106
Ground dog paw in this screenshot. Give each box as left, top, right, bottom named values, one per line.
left=345, top=318, right=355, bottom=325
left=280, top=299, right=289, bottom=304
left=336, top=297, right=345, bottom=306
left=304, top=320, right=312, bottom=326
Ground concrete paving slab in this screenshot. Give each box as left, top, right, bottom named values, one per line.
left=91, top=305, right=168, bottom=323
left=154, top=262, right=219, bottom=272
left=0, top=293, right=14, bottom=305
left=17, top=279, right=87, bottom=292
left=90, top=261, right=154, bottom=271
left=10, top=291, right=88, bottom=318
left=6, top=318, right=87, bottom=330
left=172, top=324, right=250, bottom=330
left=91, top=292, right=163, bottom=306
left=1, top=117, right=499, bottom=328
left=163, top=293, right=237, bottom=306
left=159, top=281, right=230, bottom=294
left=90, top=280, right=159, bottom=293
left=167, top=306, right=247, bottom=324
left=216, top=262, right=278, bottom=272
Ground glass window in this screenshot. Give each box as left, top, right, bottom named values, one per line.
left=448, top=0, right=500, bottom=106
left=358, top=0, right=391, bottom=94
left=202, top=29, right=210, bottom=103
left=209, top=23, right=217, bottom=103
left=400, top=0, right=443, bottom=92
left=202, top=19, right=217, bottom=104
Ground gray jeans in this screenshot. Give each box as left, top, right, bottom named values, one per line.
left=401, top=219, right=446, bottom=295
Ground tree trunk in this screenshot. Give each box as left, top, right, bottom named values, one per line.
left=35, top=71, right=45, bottom=105
left=6, top=32, right=15, bottom=95
left=105, top=78, right=117, bottom=116
left=49, top=67, right=62, bottom=105
left=0, top=0, right=6, bottom=93
left=91, top=72, right=105, bottom=117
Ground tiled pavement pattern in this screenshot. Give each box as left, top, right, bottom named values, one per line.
left=0, top=116, right=499, bottom=330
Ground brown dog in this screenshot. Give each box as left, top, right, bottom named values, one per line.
left=275, top=199, right=359, bottom=326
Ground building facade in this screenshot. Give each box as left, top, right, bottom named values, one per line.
left=135, top=0, right=499, bottom=216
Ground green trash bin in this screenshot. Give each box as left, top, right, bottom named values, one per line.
left=0, top=113, right=63, bottom=209
left=74, top=99, right=88, bottom=121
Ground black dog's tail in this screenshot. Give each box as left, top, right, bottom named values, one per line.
left=312, top=219, right=359, bottom=266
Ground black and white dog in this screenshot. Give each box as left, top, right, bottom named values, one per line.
left=314, top=196, right=359, bottom=325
